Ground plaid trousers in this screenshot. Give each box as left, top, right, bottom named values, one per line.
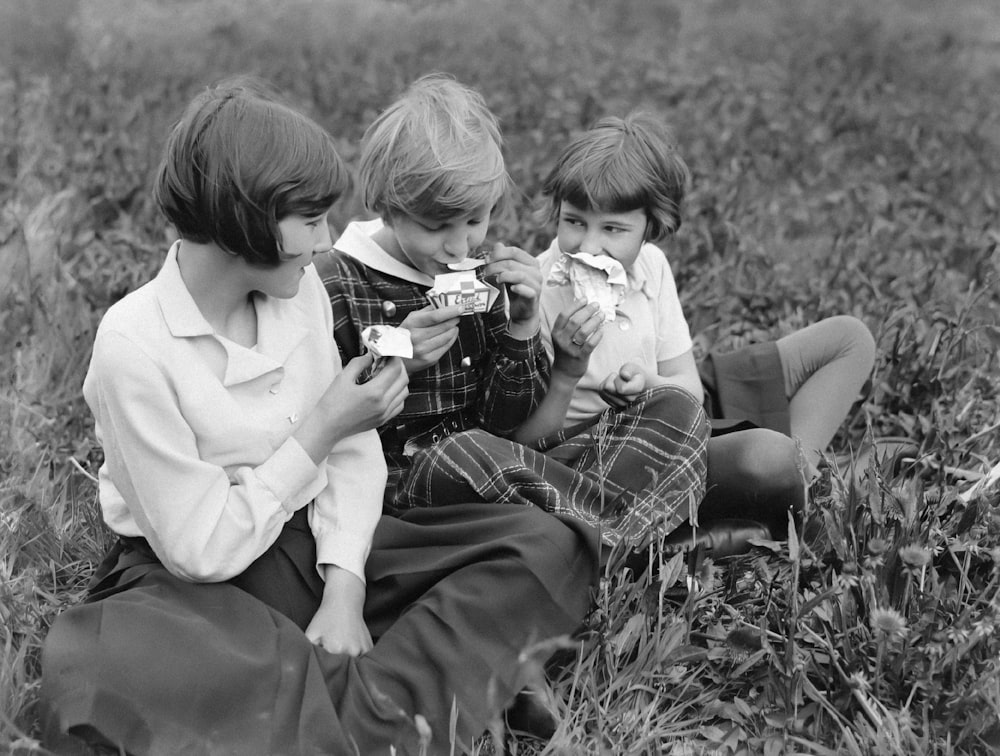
left=400, top=385, right=709, bottom=549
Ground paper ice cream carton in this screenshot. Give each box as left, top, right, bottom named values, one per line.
left=427, top=270, right=498, bottom=315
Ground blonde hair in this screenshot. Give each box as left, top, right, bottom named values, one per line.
left=542, top=112, right=689, bottom=242
left=359, top=74, right=511, bottom=221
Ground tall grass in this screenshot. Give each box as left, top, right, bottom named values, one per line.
left=2, top=0, right=999, bottom=752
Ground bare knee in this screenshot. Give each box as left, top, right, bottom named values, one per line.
left=824, top=315, right=877, bottom=374
left=709, top=429, right=803, bottom=495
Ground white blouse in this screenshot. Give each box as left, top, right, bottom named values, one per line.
left=84, top=242, right=385, bottom=583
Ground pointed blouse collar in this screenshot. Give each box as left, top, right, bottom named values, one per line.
left=335, top=218, right=436, bottom=287
left=152, top=242, right=309, bottom=386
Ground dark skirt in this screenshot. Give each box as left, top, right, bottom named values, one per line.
left=699, top=341, right=791, bottom=435
left=40, top=504, right=599, bottom=756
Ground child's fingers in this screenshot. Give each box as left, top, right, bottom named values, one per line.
left=565, top=305, right=604, bottom=349
left=342, top=352, right=376, bottom=381
left=485, top=242, right=532, bottom=264
left=508, top=282, right=539, bottom=300
left=403, top=304, right=463, bottom=328
left=619, top=361, right=643, bottom=381
left=598, top=388, right=629, bottom=410
left=418, top=327, right=460, bottom=358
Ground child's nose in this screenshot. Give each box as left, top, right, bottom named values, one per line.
left=444, top=231, right=471, bottom=257
left=314, top=223, right=333, bottom=252
left=579, top=231, right=603, bottom=256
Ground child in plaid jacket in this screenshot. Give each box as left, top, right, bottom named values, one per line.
left=317, top=74, right=709, bottom=555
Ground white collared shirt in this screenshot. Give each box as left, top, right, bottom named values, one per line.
left=84, top=242, right=385, bottom=583
left=537, top=239, right=693, bottom=426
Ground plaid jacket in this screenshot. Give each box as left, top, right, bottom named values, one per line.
left=315, top=223, right=550, bottom=505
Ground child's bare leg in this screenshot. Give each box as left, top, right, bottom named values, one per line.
left=701, top=428, right=805, bottom=535
left=777, top=315, right=876, bottom=472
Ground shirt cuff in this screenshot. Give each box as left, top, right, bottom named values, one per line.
left=254, top=438, right=320, bottom=513
left=314, top=528, right=371, bottom=585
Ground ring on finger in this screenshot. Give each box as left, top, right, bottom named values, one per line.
left=572, top=336, right=585, bottom=346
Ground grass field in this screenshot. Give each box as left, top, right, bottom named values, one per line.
left=2, top=0, right=1000, bottom=753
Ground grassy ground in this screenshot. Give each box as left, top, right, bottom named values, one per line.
left=2, top=0, right=1000, bottom=753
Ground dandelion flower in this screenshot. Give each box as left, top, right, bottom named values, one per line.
left=848, top=671, right=871, bottom=692
left=897, top=544, right=932, bottom=569
left=871, top=607, right=907, bottom=638
left=866, top=538, right=889, bottom=556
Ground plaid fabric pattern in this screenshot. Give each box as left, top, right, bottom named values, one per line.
left=402, top=386, right=710, bottom=548
left=316, top=250, right=550, bottom=503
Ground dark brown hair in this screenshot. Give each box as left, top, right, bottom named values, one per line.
left=542, top=112, right=689, bottom=242
left=154, top=76, right=349, bottom=266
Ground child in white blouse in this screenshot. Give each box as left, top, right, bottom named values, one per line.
left=525, top=113, right=876, bottom=538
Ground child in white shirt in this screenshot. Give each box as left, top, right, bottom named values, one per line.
left=526, top=112, right=876, bottom=537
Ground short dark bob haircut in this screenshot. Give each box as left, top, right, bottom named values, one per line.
left=541, top=112, right=689, bottom=243
left=154, top=76, right=349, bottom=266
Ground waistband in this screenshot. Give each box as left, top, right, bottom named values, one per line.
left=380, top=408, right=476, bottom=457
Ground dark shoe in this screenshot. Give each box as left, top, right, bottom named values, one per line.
left=505, top=689, right=556, bottom=740
left=661, top=518, right=773, bottom=559
left=697, top=495, right=799, bottom=541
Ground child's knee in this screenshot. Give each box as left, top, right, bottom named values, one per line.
left=730, top=429, right=803, bottom=493
left=825, top=315, right=877, bottom=372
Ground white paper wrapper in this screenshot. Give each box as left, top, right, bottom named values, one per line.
left=446, top=257, right=486, bottom=271
left=566, top=252, right=627, bottom=321
left=427, top=270, right=498, bottom=315
left=362, top=325, right=414, bottom=358
left=358, top=325, right=413, bottom=383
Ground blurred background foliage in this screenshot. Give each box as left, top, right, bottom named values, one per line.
left=2, top=0, right=1000, bottom=752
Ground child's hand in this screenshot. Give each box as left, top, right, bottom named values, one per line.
left=550, top=301, right=605, bottom=380
left=306, top=566, right=373, bottom=656
left=483, top=242, right=542, bottom=331
left=322, top=353, right=409, bottom=437
left=598, top=361, right=648, bottom=409
left=398, top=304, right=462, bottom=373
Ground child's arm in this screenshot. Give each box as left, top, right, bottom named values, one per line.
left=513, top=301, right=605, bottom=446
left=465, top=243, right=551, bottom=436
left=484, top=243, right=543, bottom=339
left=306, top=565, right=373, bottom=655
left=656, top=350, right=704, bottom=402
left=307, top=354, right=409, bottom=655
